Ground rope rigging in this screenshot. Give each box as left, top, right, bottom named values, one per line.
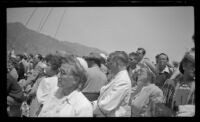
left=26, top=7, right=67, bottom=38
left=54, top=8, right=66, bottom=38
left=37, top=8, right=50, bottom=32
left=25, top=8, right=37, bottom=27
left=38, top=8, right=53, bottom=33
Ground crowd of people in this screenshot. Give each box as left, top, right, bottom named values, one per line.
left=7, top=42, right=195, bottom=117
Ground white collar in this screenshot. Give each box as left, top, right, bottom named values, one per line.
left=115, top=69, right=127, bottom=77
left=64, top=90, right=79, bottom=104
left=54, top=89, right=79, bottom=105
left=161, top=66, right=170, bottom=73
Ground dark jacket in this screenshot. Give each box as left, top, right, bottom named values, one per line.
left=7, top=73, right=24, bottom=103
left=7, top=73, right=25, bottom=117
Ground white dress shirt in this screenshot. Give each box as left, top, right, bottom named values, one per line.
left=36, top=76, right=59, bottom=104
left=93, top=70, right=132, bottom=117
left=38, top=90, right=93, bottom=117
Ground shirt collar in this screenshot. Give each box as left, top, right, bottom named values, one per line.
left=161, top=66, right=170, bottom=73
left=114, top=69, right=128, bottom=79
left=63, top=90, right=79, bottom=104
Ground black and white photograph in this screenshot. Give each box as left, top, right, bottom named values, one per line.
left=5, top=1, right=195, bottom=117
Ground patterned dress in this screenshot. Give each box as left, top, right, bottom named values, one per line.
left=162, top=76, right=195, bottom=116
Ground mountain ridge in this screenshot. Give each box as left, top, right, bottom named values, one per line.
left=7, top=22, right=107, bottom=57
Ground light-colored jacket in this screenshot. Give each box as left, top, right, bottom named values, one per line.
left=131, top=84, right=164, bottom=117
left=93, top=70, right=132, bottom=117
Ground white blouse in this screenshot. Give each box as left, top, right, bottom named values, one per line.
left=38, top=90, right=93, bottom=117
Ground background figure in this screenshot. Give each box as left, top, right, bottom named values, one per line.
left=7, top=67, right=25, bottom=117
left=130, top=67, right=164, bottom=117
left=82, top=52, right=107, bottom=101
left=93, top=51, right=132, bottom=117
left=7, top=55, right=19, bottom=82
left=38, top=55, right=93, bottom=117
left=127, top=52, right=139, bottom=87
left=136, top=48, right=157, bottom=82
left=154, top=53, right=173, bottom=88
left=162, top=49, right=195, bottom=117
left=30, top=54, right=61, bottom=117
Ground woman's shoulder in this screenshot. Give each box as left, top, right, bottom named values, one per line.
left=76, top=91, right=92, bottom=105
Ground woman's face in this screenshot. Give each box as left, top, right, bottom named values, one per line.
left=183, top=61, right=195, bottom=79
left=57, top=63, right=77, bottom=90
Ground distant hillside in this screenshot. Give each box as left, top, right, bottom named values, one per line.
left=7, top=22, right=107, bottom=57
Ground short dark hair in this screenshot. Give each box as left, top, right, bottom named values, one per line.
left=37, top=54, right=43, bottom=61
left=45, top=54, right=61, bottom=71
left=109, top=51, right=129, bottom=66
left=158, top=53, right=169, bottom=62
left=137, top=48, right=146, bottom=55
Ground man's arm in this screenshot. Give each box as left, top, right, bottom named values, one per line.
left=97, top=80, right=130, bottom=115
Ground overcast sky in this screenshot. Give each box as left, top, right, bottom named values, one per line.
left=7, top=7, right=194, bottom=63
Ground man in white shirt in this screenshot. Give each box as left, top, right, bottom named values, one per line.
left=92, top=51, right=132, bottom=117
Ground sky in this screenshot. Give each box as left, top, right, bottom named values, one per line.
left=7, top=7, right=194, bottom=63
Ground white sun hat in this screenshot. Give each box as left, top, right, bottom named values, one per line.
left=76, top=57, right=88, bottom=72
left=100, top=53, right=107, bottom=60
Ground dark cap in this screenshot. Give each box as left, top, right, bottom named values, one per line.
left=85, top=52, right=102, bottom=61
left=85, top=52, right=102, bottom=67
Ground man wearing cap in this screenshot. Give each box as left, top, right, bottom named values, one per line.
left=92, top=51, right=131, bottom=117
left=82, top=52, right=107, bottom=101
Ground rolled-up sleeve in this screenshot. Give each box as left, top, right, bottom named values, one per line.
left=98, top=81, right=130, bottom=114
